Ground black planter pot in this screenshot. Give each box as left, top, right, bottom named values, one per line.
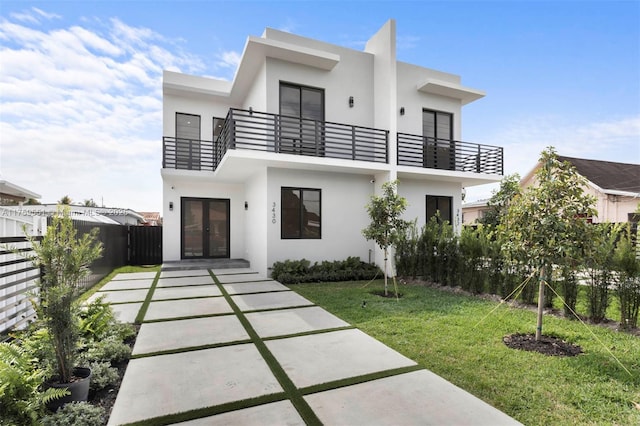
left=46, top=367, right=92, bottom=412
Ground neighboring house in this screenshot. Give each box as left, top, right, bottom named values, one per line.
left=161, top=20, right=503, bottom=275
left=521, top=156, right=640, bottom=223
left=0, top=179, right=41, bottom=206
left=461, top=199, right=490, bottom=225
left=139, top=212, right=163, bottom=226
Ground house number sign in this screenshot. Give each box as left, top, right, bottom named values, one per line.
left=272, top=202, right=277, bottom=224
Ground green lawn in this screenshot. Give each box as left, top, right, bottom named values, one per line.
left=290, top=280, right=640, bottom=426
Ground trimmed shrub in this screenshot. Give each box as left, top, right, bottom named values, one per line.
left=271, top=257, right=381, bottom=284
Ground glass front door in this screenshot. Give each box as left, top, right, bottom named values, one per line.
left=181, top=198, right=230, bottom=258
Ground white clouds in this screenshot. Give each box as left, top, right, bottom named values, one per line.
left=217, top=50, right=241, bottom=70
left=0, top=10, right=205, bottom=211
left=10, top=7, right=60, bottom=24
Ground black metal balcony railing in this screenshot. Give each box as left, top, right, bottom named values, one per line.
left=163, top=108, right=389, bottom=171
left=162, top=109, right=503, bottom=176
left=397, top=133, right=503, bottom=175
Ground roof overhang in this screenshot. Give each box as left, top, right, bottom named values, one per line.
left=164, top=36, right=340, bottom=102
left=0, top=180, right=41, bottom=202
left=417, top=78, right=485, bottom=105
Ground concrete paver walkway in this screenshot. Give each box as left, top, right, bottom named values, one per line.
left=105, top=269, right=521, bottom=425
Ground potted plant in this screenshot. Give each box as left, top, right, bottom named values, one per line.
left=25, top=206, right=102, bottom=410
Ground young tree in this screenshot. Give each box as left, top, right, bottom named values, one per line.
left=479, top=173, right=521, bottom=228
left=498, top=147, right=596, bottom=340
left=362, top=180, right=409, bottom=296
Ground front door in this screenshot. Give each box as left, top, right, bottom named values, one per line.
left=181, top=198, right=230, bottom=259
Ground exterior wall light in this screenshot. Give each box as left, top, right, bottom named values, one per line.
left=244, top=201, right=248, bottom=210
left=349, top=96, right=354, bottom=108
left=400, top=107, right=405, bottom=116
left=169, top=202, right=174, bottom=211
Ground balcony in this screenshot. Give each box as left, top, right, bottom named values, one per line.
left=163, top=108, right=389, bottom=171
left=162, top=109, right=503, bottom=176
left=397, top=133, right=503, bottom=175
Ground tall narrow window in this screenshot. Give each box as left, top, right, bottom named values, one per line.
left=176, top=113, right=201, bottom=170
left=426, top=195, right=453, bottom=224
left=279, top=83, right=325, bottom=156
left=281, top=187, right=321, bottom=239
left=423, top=109, right=453, bottom=170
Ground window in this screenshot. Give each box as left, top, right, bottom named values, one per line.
left=281, top=187, right=321, bottom=239
left=279, top=83, right=325, bottom=155
left=176, top=113, right=201, bottom=169
left=176, top=113, right=200, bottom=140
left=213, top=117, right=225, bottom=141
left=426, top=195, right=452, bottom=224
left=423, top=109, right=453, bottom=170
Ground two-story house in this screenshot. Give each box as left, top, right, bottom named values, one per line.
left=161, top=20, right=503, bottom=275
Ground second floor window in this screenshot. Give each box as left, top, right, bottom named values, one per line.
left=176, top=113, right=200, bottom=140
left=423, top=109, right=453, bottom=170
left=281, top=187, right=321, bottom=239
left=279, top=83, right=325, bottom=156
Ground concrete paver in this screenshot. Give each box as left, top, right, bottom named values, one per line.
left=106, top=268, right=521, bottom=425
left=231, top=291, right=314, bottom=312
left=176, top=400, right=304, bottom=425
left=133, top=315, right=249, bottom=355
left=152, top=286, right=222, bottom=300
left=160, top=269, right=211, bottom=278
left=88, top=289, right=149, bottom=304
left=100, top=279, right=154, bottom=291
left=222, top=280, right=289, bottom=295
left=211, top=268, right=259, bottom=276
left=305, top=369, right=521, bottom=425
left=110, top=303, right=142, bottom=323
left=144, top=297, right=232, bottom=321
left=216, top=274, right=270, bottom=283
left=107, top=345, right=283, bottom=425
left=156, top=275, right=214, bottom=287
left=246, top=306, right=349, bottom=338
left=266, top=329, right=417, bottom=388
left=112, top=271, right=157, bottom=280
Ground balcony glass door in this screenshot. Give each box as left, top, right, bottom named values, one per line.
left=423, top=110, right=453, bottom=170
left=176, top=113, right=201, bottom=170
left=279, top=83, right=324, bottom=156
left=181, top=198, right=230, bottom=259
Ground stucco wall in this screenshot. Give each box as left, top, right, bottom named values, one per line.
left=162, top=174, right=245, bottom=261
left=265, top=168, right=377, bottom=271
left=399, top=178, right=463, bottom=232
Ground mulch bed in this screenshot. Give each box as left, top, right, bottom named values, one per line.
left=503, top=333, right=583, bottom=357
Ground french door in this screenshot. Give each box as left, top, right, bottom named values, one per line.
left=423, top=109, right=454, bottom=170
left=181, top=198, right=230, bottom=259
left=279, top=83, right=325, bottom=156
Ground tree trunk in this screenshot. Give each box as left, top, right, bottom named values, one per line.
left=536, top=266, right=546, bottom=341
left=383, top=249, right=388, bottom=296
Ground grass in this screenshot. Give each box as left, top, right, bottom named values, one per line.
left=290, top=280, right=640, bottom=426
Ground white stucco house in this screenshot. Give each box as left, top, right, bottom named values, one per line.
left=161, top=20, right=503, bottom=275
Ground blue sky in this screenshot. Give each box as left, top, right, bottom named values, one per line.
left=1, top=1, right=638, bottom=212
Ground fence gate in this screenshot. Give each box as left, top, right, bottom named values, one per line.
left=129, top=226, right=162, bottom=265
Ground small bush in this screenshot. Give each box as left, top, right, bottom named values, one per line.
left=41, top=401, right=105, bottom=426
left=86, top=361, right=119, bottom=391
left=83, top=336, right=131, bottom=364
left=271, top=257, right=380, bottom=284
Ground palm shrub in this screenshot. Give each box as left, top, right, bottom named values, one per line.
left=613, top=226, right=640, bottom=330
left=25, top=206, right=102, bottom=384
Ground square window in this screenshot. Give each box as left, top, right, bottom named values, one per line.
left=281, top=188, right=321, bottom=239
